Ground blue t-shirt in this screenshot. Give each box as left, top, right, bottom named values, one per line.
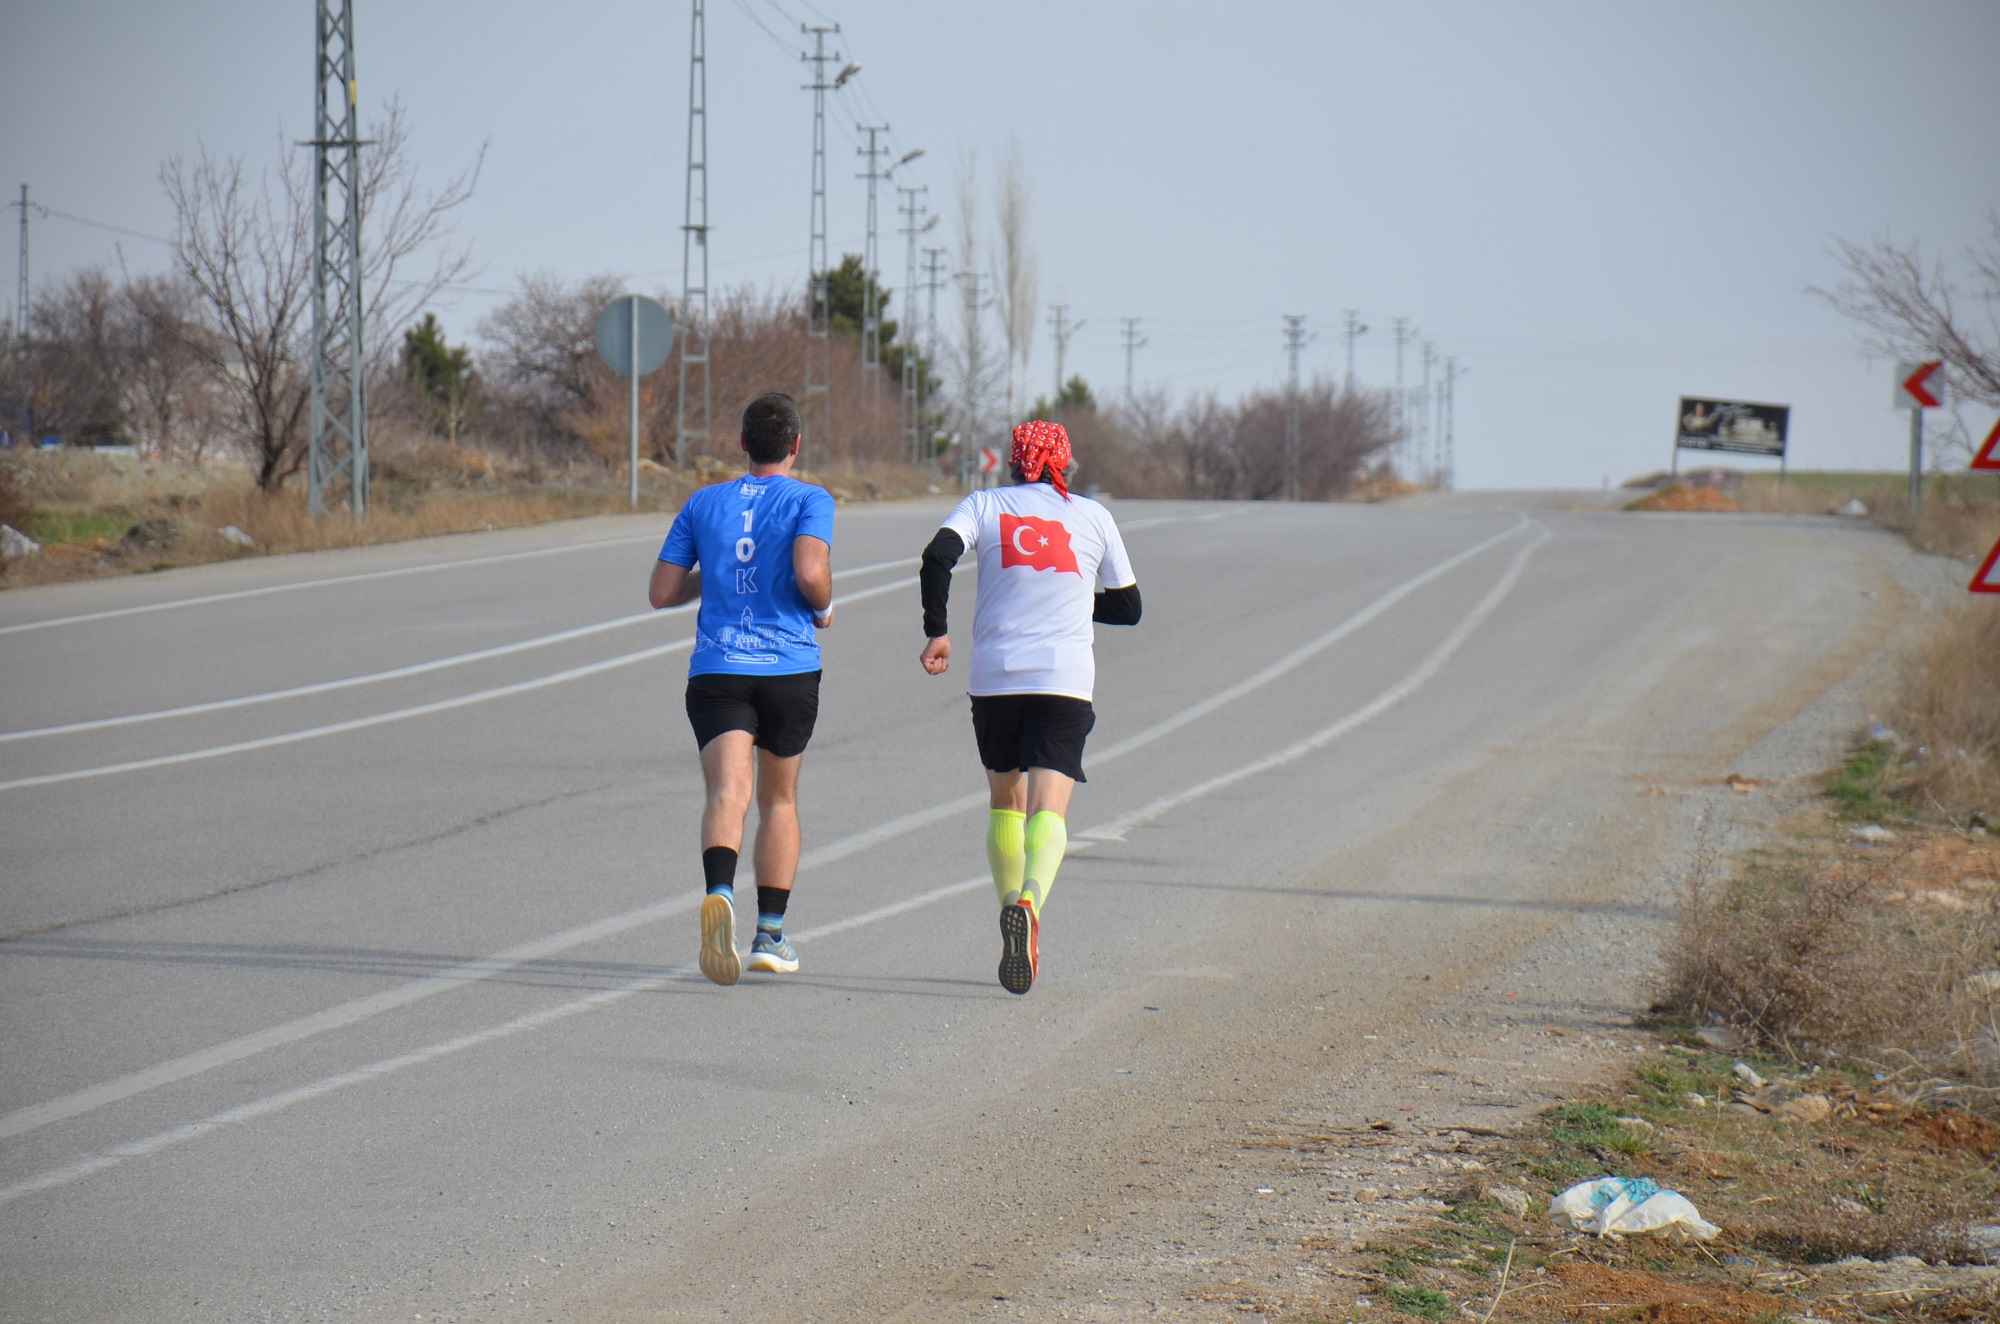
left=659, top=474, right=836, bottom=677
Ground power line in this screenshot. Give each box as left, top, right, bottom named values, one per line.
left=731, top=0, right=800, bottom=57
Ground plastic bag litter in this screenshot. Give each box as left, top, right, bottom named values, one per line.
left=1550, top=1176, right=1720, bottom=1240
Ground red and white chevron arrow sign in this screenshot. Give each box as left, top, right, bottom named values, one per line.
left=1895, top=360, right=1943, bottom=409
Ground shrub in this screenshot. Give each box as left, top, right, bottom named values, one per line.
left=1886, top=602, right=2000, bottom=822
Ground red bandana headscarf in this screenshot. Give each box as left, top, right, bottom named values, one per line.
left=1010, top=419, right=1072, bottom=500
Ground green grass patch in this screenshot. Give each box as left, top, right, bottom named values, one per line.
left=26, top=510, right=130, bottom=546
left=1826, top=740, right=1907, bottom=821
left=1383, top=1282, right=1453, bottom=1319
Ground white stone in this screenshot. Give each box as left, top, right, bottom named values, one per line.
left=0, top=524, right=41, bottom=559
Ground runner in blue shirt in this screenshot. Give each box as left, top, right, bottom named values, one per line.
left=649, top=392, right=836, bottom=985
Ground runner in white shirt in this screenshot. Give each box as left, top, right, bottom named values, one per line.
left=918, top=420, right=1142, bottom=994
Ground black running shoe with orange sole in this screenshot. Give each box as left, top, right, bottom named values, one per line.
left=998, top=899, right=1038, bottom=995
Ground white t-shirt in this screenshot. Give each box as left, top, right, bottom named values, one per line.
left=941, top=483, right=1137, bottom=700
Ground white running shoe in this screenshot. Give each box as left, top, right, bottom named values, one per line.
left=699, top=893, right=741, bottom=986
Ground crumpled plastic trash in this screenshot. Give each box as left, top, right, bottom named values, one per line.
left=1550, top=1176, right=1720, bottom=1240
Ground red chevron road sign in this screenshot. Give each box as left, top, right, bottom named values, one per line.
left=1896, top=360, right=1943, bottom=409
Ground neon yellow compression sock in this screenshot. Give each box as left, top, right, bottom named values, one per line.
left=1021, top=810, right=1068, bottom=914
left=986, top=809, right=1026, bottom=905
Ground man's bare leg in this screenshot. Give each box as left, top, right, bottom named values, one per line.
left=753, top=748, right=804, bottom=892
left=744, top=748, right=805, bottom=973
left=696, top=732, right=756, bottom=985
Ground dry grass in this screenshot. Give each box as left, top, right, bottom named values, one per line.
left=1735, top=474, right=2000, bottom=559
left=1886, top=602, right=2000, bottom=821
left=0, top=446, right=938, bottom=587
left=1662, top=822, right=2000, bottom=1107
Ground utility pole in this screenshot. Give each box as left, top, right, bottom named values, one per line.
left=1342, top=309, right=1367, bottom=394
left=1391, top=317, right=1413, bottom=478
left=896, top=182, right=928, bottom=463
left=1048, top=303, right=1084, bottom=408
left=1418, top=342, right=1436, bottom=486
left=921, top=245, right=946, bottom=469
left=308, top=0, right=367, bottom=519
left=800, top=25, right=848, bottom=464
left=675, top=0, right=710, bottom=470
left=855, top=123, right=890, bottom=402
left=1120, top=316, right=1147, bottom=410
left=959, top=268, right=993, bottom=488
left=11, top=185, right=26, bottom=346
left=1441, top=357, right=1467, bottom=492
left=1283, top=314, right=1310, bottom=501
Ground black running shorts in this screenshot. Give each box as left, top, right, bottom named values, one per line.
left=969, top=693, right=1095, bottom=783
left=685, top=670, right=822, bottom=758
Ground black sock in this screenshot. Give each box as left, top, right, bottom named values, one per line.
left=756, top=885, right=791, bottom=934
left=702, top=846, right=738, bottom=897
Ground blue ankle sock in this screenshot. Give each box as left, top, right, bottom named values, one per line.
left=756, top=884, right=790, bottom=935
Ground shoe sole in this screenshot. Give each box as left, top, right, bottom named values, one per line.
left=745, top=948, right=799, bottom=974
left=699, top=894, right=741, bottom=986
left=998, top=904, right=1035, bottom=995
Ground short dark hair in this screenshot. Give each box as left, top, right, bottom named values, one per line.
left=741, top=392, right=802, bottom=464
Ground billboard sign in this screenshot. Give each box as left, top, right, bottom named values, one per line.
left=1676, top=397, right=1788, bottom=457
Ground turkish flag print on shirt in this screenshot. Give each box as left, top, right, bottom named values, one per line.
left=999, top=514, right=1081, bottom=575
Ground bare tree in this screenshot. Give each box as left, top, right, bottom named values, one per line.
left=1815, top=214, right=2000, bottom=468
left=948, top=154, right=1003, bottom=463
left=121, top=272, right=225, bottom=463
left=161, top=99, right=482, bottom=490
left=477, top=270, right=628, bottom=454
left=1816, top=214, right=2000, bottom=406
left=992, top=145, right=1038, bottom=424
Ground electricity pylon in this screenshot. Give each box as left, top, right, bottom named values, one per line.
left=800, top=25, right=850, bottom=463
left=308, top=0, right=367, bottom=519
left=675, top=0, right=710, bottom=469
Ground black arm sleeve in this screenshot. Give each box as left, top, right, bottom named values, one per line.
left=1093, top=583, right=1143, bottom=626
left=920, top=528, right=964, bottom=637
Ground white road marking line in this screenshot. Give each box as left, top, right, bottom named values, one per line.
left=0, top=514, right=1521, bottom=1144
left=0, top=573, right=926, bottom=792
left=0, top=519, right=1546, bottom=1206
left=1089, top=518, right=1527, bottom=764
left=0, top=508, right=1235, bottom=783
left=0, top=557, right=915, bottom=742
left=1081, top=524, right=1551, bottom=843
left=0, top=534, right=662, bottom=637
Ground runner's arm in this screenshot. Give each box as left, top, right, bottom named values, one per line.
left=920, top=528, right=964, bottom=637
left=793, top=535, right=833, bottom=613
left=649, top=558, right=700, bottom=609
left=1093, top=584, right=1142, bottom=625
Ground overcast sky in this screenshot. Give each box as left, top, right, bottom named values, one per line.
left=5, top=0, right=1997, bottom=487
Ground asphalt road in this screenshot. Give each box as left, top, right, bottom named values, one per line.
left=0, top=495, right=1907, bottom=1321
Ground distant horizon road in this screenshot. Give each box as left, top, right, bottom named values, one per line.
left=0, top=494, right=1909, bottom=1321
